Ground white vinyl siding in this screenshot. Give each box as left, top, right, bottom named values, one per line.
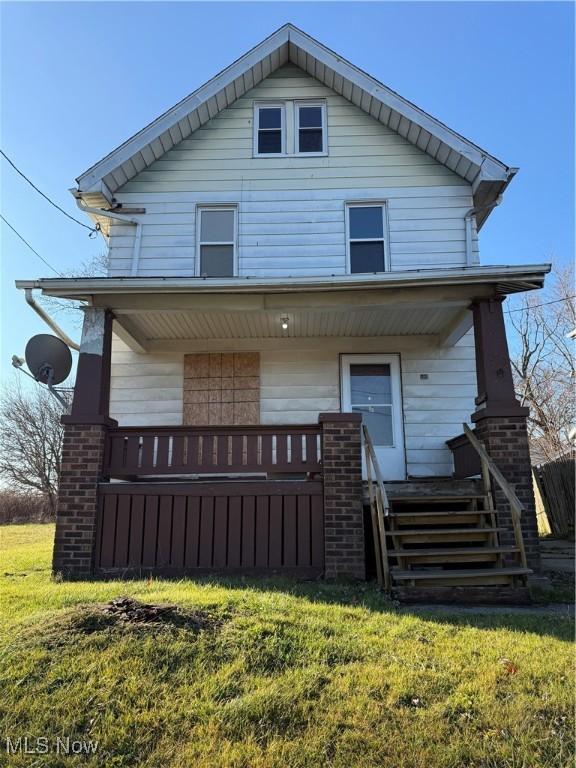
left=108, top=64, right=478, bottom=277
left=110, top=330, right=476, bottom=477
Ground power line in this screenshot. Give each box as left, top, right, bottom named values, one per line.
left=0, top=213, right=63, bottom=276
left=0, top=149, right=99, bottom=235
left=505, top=296, right=576, bottom=314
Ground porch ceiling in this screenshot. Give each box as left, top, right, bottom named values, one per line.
left=15, top=264, right=551, bottom=353
left=117, top=303, right=461, bottom=342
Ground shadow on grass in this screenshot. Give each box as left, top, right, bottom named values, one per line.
left=102, top=572, right=574, bottom=641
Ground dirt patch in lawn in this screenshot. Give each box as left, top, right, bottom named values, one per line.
left=33, top=597, right=226, bottom=647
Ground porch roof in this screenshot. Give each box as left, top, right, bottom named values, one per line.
left=16, top=263, right=550, bottom=354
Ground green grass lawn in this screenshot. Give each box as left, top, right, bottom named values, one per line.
left=0, top=524, right=573, bottom=768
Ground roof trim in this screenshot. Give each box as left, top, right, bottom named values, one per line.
left=75, top=23, right=515, bottom=223
left=16, top=264, right=551, bottom=300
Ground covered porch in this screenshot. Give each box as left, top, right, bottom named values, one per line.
left=17, top=265, right=549, bottom=585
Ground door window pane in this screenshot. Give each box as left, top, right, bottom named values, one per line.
left=350, top=364, right=391, bottom=404
left=200, top=245, right=234, bottom=277
left=349, top=206, right=384, bottom=239
left=200, top=210, right=234, bottom=242
left=353, top=405, right=393, bottom=446
left=350, top=241, right=385, bottom=273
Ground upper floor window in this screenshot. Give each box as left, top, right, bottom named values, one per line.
left=296, top=102, right=326, bottom=154
left=346, top=203, right=389, bottom=274
left=254, top=101, right=327, bottom=157
left=197, top=206, right=237, bottom=277
left=255, top=104, right=284, bottom=155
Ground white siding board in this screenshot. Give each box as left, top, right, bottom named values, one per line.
left=108, top=64, right=477, bottom=276
left=110, top=331, right=476, bottom=477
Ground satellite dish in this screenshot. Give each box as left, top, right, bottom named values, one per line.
left=25, top=334, right=72, bottom=386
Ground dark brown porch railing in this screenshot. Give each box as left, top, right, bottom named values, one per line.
left=104, top=425, right=322, bottom=478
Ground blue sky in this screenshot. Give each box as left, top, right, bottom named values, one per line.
left=1, top=1, right=574, bottom=388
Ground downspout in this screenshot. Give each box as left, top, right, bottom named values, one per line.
left=71, top=191, right=143, bottom=276
left=464, top=196, right=503, bottom=266
left=24, top=289, right=80, bottom=351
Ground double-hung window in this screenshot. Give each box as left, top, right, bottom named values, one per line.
left=197, top=206, right=237, bottom=277
left=346, top=203, right=389, bottom=273
left=296, top=102, right=326, bottom=154
left=255, top=104, right=284, bottom=155
left=254, top=101, right=327, bottom=156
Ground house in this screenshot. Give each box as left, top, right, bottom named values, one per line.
left=17, top=24, right=550, bottom=600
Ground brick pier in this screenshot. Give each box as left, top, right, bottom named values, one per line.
left=319, top=413, right=365, bottom=579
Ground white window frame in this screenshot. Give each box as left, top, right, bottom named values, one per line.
left=295, top=101, right=328, bottom=157
left=345, top=201, right=390, bottom=274
left=253, top=100, right=328, bottom=157
left=195, top=204, right=238, bottom=277
left=253, top=102, right=286, bottom=157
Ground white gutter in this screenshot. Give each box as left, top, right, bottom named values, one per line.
left=16, top=263, right=552, bottom=298
left=71, top=191, right=143, bottom=276
left=24, top=289, right=80, bottom=351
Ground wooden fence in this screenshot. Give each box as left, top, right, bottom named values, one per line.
left=95, top=481, right=324, bottom=576
left=533, top=457, right=575, bottom=537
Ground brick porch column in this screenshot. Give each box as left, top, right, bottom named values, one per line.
left=471, top=298, right=540, bottom=571
left=319, top=413, right=365, bottom=580
left=53, top=308, right=116, bottom=578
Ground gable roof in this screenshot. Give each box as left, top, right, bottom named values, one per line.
left=75, top=23, right=516, bottom=229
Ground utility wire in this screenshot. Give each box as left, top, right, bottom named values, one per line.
left=0, top=149, right=99, bottom=235
left=0, top=213, right=63, bottom=276
left=505, top=296, right=576, bottom=314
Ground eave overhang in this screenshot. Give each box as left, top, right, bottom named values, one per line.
left=73, top=24, right=516, bottom=230
left=16, top=264, right=551, bottom=302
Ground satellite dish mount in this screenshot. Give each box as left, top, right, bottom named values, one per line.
left=11, top=334, right=74, bottom=409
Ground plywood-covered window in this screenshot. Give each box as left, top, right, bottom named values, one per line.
left=197, top=206, right=237, bottom=277
left=183, top=353, right=260, bottom=425
left=346, top=203, right=390, bottom=274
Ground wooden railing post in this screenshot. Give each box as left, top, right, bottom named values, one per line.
left=363, top=425, right=391, bottom=591
left=463, top=424, right=528, bottom=570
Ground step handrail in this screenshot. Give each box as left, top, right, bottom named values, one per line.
left=462, top=423, right=528, bottom=569
left=363, top=425, right=391, bottom=590
left=363, top=425, right=390, bottom=516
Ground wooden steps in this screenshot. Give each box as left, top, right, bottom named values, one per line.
left=388, top=546, right=519, bottom=565
left=377, top=486, right=531, bottom=600
left=362, top=427, right=530, bottom=603
left=391, top=567, right=531, bottom=587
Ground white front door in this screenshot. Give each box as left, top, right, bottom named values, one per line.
left=341, top=354, right=406, bottom=481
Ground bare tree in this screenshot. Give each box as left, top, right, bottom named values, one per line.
left=0, top=380, right=71, bottom=515
left=39, top=250, right=109, bottom=326
left=507, top=264, right=575, bottom=464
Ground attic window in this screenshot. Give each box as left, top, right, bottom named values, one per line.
left=296, top=103, right=326, bottom=154
left=254, top=101, right=327, bottom=157
left=255, top=104, right=284, bottom=155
